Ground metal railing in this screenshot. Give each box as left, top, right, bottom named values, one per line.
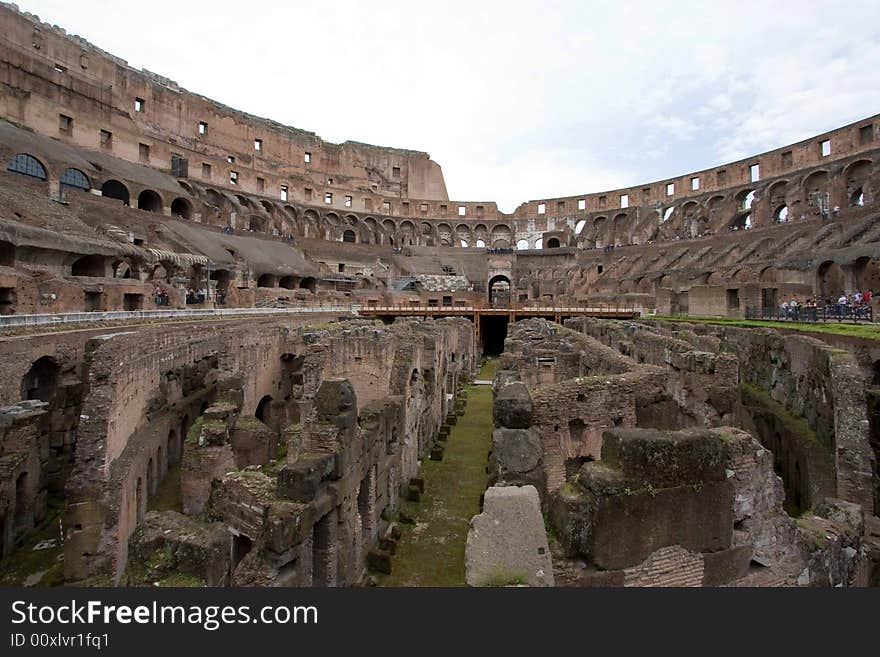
left=0, top=304, right=357, bottom=329
left=360, top=303, right=643, bottom=314
left=744, top=304, right=874, bottom=323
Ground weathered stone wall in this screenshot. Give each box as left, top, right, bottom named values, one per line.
left=641, top=319, right=876, bottom=512
left=36, top=313, right=475, bottom=585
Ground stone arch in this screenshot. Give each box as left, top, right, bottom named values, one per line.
left=101, top=179, right=130, bottom=205
left=137, top=189, right=163, bottom=213
left=257, top=273, right=277, bottom=288
left=71, top=254, right=106, bottom=277
left=854, top=256, right=880, bottom=292
left=21, top=355, right=59, bottom=402
left=6, top=153, right=47, bottom=180
left=803, top=170, right=830, bottom=194
left=60, top=167, right=90, bottom=192
left=279, top=275, right=299, bottom=290
left=488, top=274, right=511, bottom=305
left=171, top=197, right=192, bottom=219
left=817, top=260, right=845, bottom=299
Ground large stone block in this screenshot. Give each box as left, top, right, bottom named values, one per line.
left=493, top=381, right=532, bottom=429
left=465, top=485, right=554, bottom=587
left=493, top=427, right=542, bottom=475
left=600, top=427, right=728, bottom=488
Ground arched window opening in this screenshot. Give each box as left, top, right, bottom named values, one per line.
left=257, top=273, right=277, bottom=288
left=137, top=189, right=162, bottom=213
left=71, top=254, right=106, bottom=277
left=60, top=168, right=90, bottom=192
left=21, top=356, right=60, bottom=402
left=101, top=179, right=129, bottom=205
left=7, top=153, right=47, bottom=180
left=171, top=197, right=192, bottom=219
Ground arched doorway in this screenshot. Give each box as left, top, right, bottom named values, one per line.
left=817, top=261, right=845, bottom=300
left=21, top=356, right=59, bottom=402
left=137, top=189, right=163, bottom=213
left=101, top=179, right=129, bottom=205
left=488, top=275, right=511, bottom=307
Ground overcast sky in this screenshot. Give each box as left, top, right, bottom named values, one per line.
left=18, top=0, right=880, bottom=211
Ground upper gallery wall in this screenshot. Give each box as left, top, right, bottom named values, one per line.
left=0, top=2, right=876, bottom=237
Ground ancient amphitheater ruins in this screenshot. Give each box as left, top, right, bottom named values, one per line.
left=0, top=3, right=878, bottom=588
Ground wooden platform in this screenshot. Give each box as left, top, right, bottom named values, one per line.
left=358, top=306, right=641, bottom=340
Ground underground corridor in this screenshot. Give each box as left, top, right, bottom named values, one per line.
left=377, top=359, right=498, bottom=586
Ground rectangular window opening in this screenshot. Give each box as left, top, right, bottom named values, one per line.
left=749, top=164, right=760, bottom=182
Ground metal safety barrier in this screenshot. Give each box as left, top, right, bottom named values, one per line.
left=0, top=305, right=358, bottom=329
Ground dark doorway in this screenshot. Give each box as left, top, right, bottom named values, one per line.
left=488, top=275, right=511, bottom=307
left=481, top=315, right=509, bottom=356
left=21, top=356, right=59, bottom=402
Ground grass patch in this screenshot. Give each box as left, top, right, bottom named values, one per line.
left=650, top=315, right=880, bottom=342
left=378, top=361, right=496, bottom=587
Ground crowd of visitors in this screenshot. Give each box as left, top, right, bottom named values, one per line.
left=779, top=290, right=873, bottom=321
